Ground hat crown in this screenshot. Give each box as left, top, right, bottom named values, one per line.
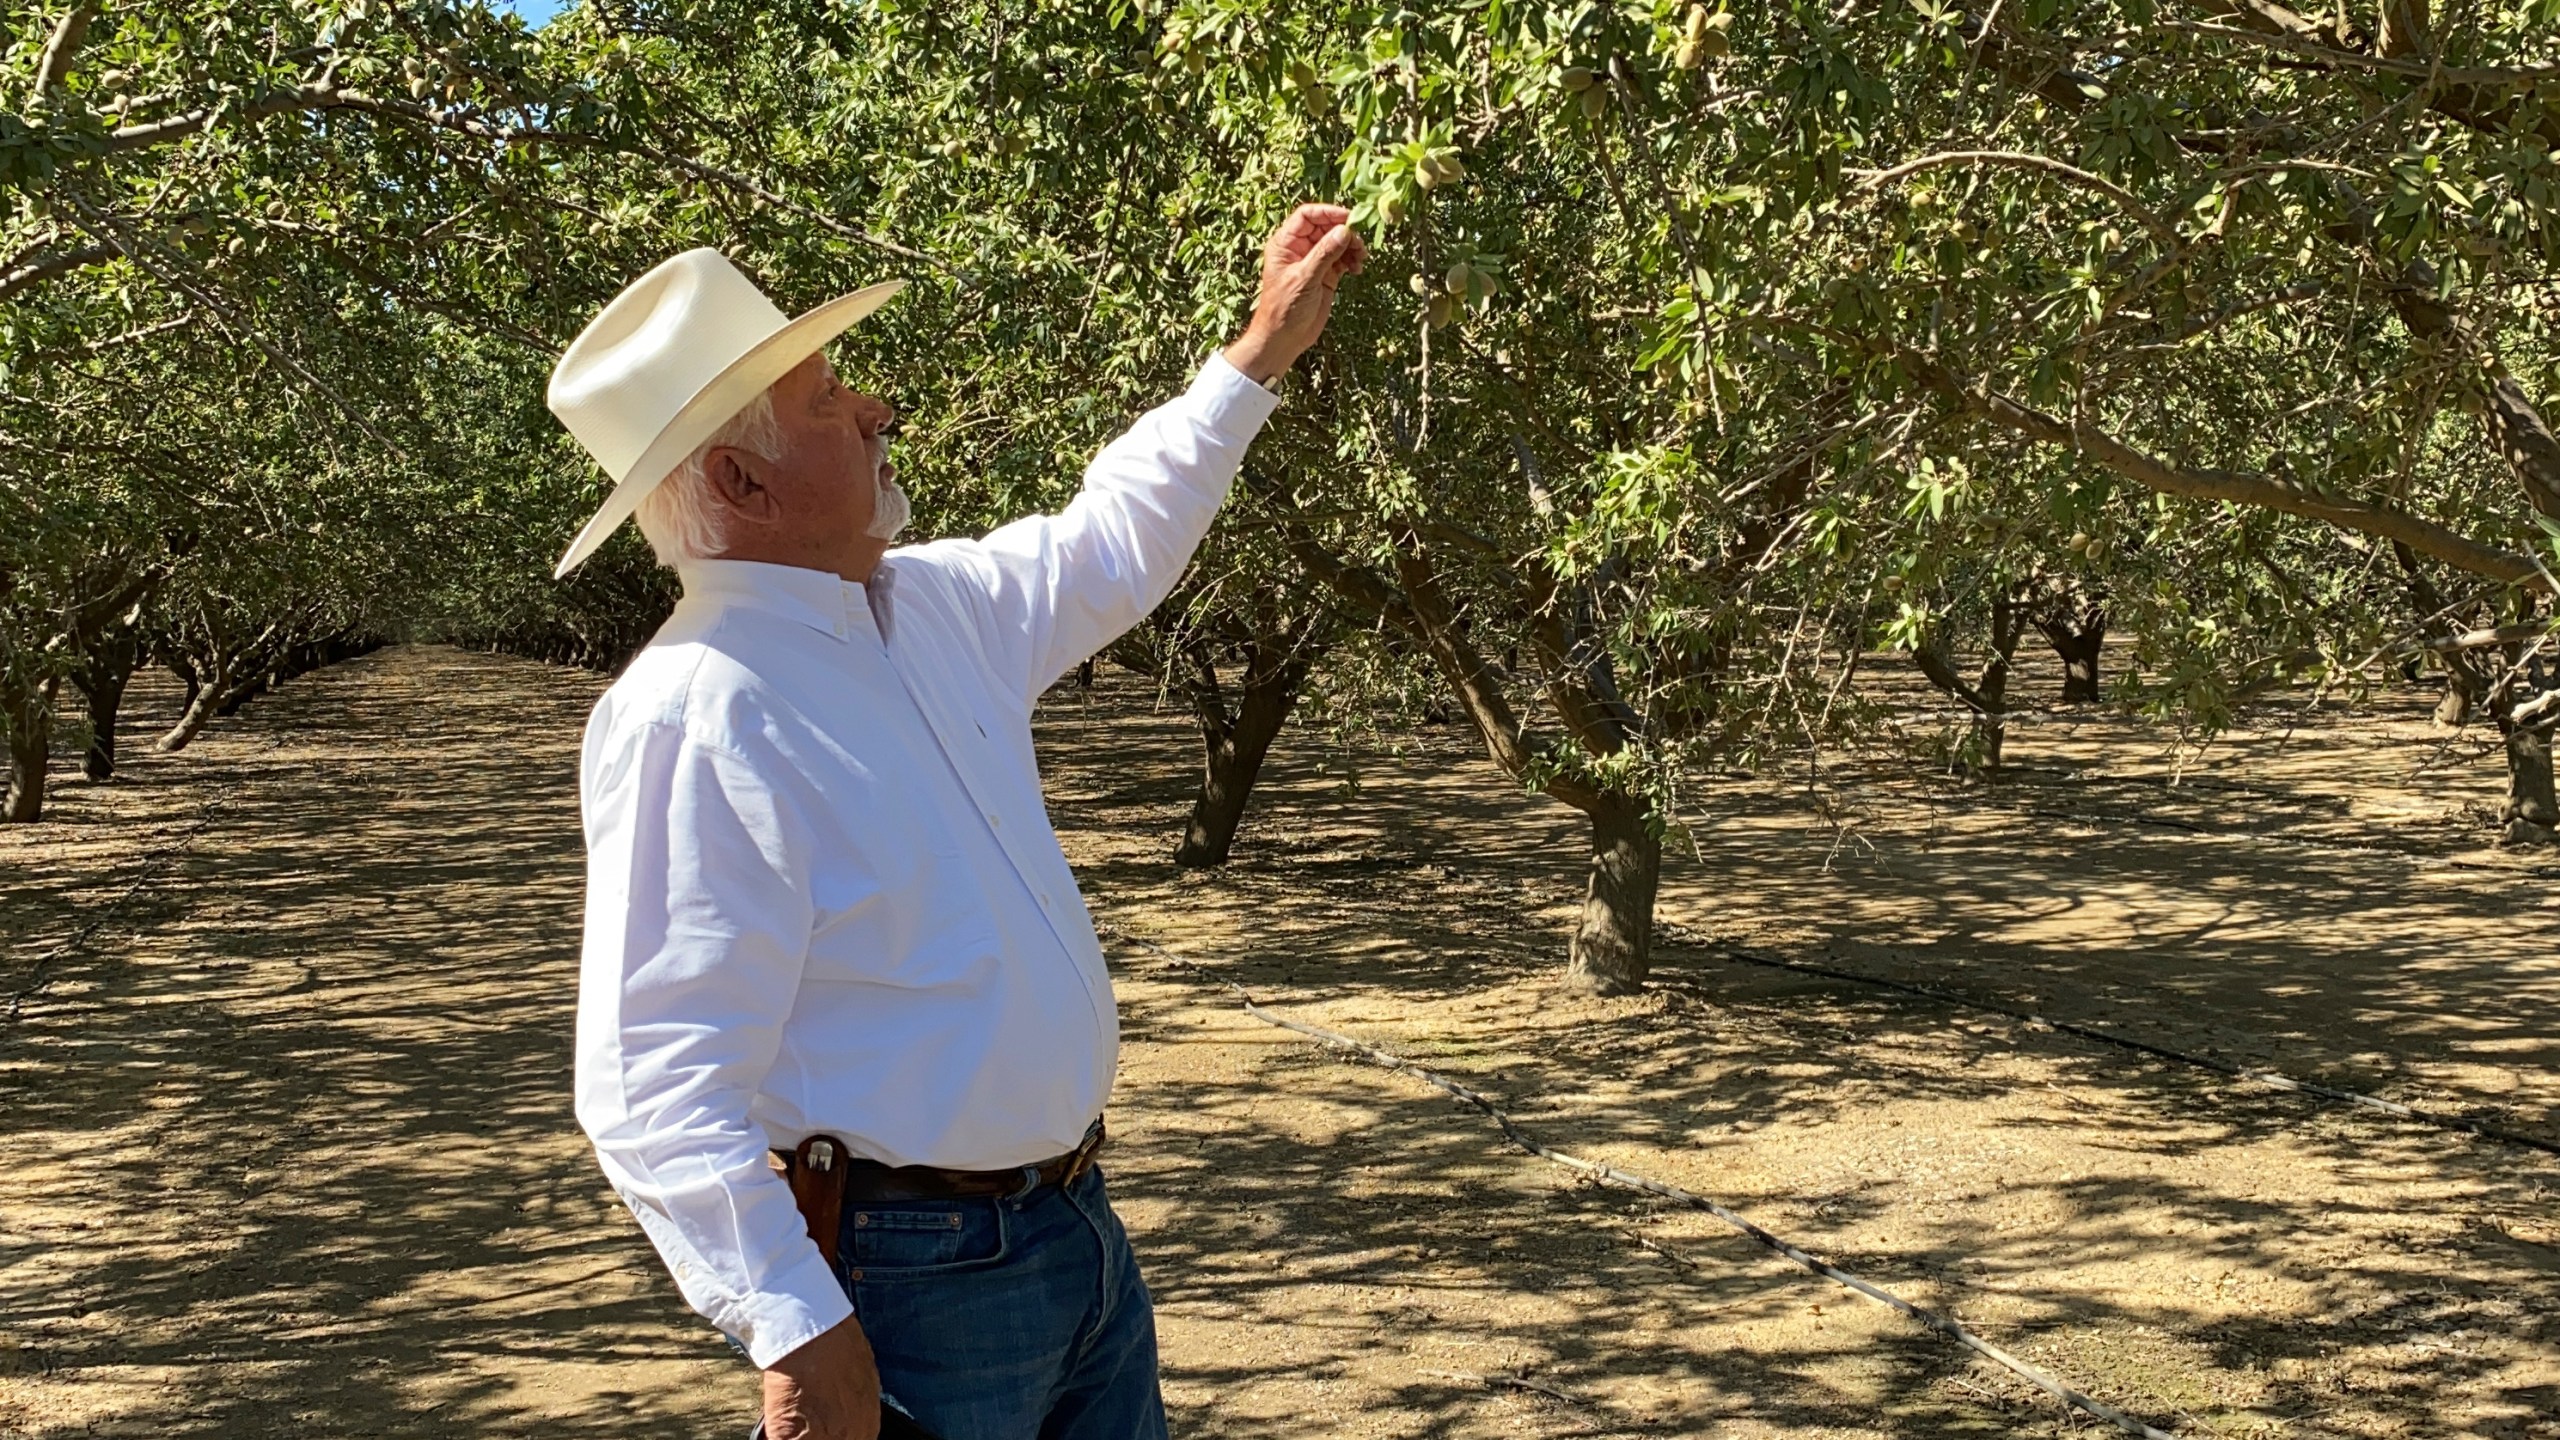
left=548, top=248, right=791, bottom=482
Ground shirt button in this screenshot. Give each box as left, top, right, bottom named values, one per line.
left=987, top=813, right=1001, bottom=829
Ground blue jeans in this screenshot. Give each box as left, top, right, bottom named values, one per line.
left=751, top=1164, right=1167, bottom=1440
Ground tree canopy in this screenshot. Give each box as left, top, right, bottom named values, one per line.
left=6, top=0, right=2555, bottom=983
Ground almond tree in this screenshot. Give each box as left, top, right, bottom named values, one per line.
left=1673, top=1, right=2560, bottom=843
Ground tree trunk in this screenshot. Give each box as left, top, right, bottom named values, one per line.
left=4, top=679, right=58, bottom=824
left=1977, top=593, right=2019, bottom=770
left=212, top=669, right=268, bottom=719
left=209, top=629, right=293, bottom=720
left=156, top=653, right=227, bottom=754
left=1280, top=516, right=1656, bottom=990
left=80, top=660, right=128, bottom=780
left=74, top=625, right=139, bottom=781
left=1564, top=795, right=1660, bottom=995
left=1913, top=592, right=2024, bottom=773
left=2039, top=609, right=2105, bottom=702
left=2497, top=633, right=2558, bottom=845
left=2435, top=682, right=2473, bottom=728
left=1174, top=652, right=1308, bottom=869
left=2501, top=713, right=2557, bottom=846
left=167, top=655, right=201, bottom=721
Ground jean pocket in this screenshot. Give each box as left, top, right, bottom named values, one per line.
left=845, top=1200, right=1007, bottom=1279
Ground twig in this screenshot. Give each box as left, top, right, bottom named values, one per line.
left=1417, top=1368, right=1590, bottom=1407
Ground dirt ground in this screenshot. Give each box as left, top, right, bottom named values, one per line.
left=2, top=644, right=2554, bottom=1439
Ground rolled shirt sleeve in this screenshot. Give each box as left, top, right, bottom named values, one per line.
left=572, top=717, right=851, bottom=1368
left=913, top=352, right=1282, bottom=711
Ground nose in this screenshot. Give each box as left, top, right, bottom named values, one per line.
left=855, top=394, right=897, bottom=440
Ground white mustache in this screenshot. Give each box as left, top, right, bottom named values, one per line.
left=865, top=451, right=910, bottom=541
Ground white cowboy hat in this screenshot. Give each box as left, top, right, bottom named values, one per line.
left=545, top=248, right=905, bottom=578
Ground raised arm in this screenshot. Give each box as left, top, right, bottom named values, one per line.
left=915, top=203, right=1367, bottom=710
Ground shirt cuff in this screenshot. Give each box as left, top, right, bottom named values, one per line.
left=1189, top=351, right=1285, bottom=436
left=723, top=1246, right=856, bottom=1369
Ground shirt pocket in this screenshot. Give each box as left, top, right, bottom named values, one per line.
left=843, top=1199, right=1009, bottom=1279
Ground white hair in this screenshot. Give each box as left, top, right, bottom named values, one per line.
left=633, top=389, right=786, bottom=567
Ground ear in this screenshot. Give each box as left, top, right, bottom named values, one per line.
left=703, top=448, right=783, bottom=526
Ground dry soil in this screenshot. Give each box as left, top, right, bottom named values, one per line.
left=2, top=644, right=2555, bottom=1439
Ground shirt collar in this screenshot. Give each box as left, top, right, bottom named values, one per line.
left=675, top=558, right=878, bottom=642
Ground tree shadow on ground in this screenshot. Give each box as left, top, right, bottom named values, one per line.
left=1, top=650, right=2553, bottom=1439
left=1045, top=665, right=2560, bottom=1438
left=3, top=650, right=740, bottom=1438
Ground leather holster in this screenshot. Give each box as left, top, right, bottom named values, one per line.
left=771, top=1134, right=850, bottom=1270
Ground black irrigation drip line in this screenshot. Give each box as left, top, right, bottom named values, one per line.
left=1650, top=919, right=2560, bottom=1161
left=2001, top=803, right=2559, bottom=873
left=5, top=735, right=280, bottom=1022
left=1098, top=923, right=2184, bottom=1440
left=1884, top=771, right=2559, bottom=875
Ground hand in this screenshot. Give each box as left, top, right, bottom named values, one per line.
left=1223, top=202, right=1369, bottom=386
left=761, top=1316, right=882, bottom=1440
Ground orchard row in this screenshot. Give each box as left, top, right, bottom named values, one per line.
left=4, top=0, right=2555, bottom=989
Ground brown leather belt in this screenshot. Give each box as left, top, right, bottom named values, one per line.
left=770, top=1119, right=1107, bottom=1270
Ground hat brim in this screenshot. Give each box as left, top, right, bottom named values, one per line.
left=551, top=279, right=908, bottom=579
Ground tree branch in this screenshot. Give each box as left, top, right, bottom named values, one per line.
left=31, top=2, right=100, bottom=98
left=1384, top=535, right=1606, bottom=812
left=1519, top=569, right=1637, bottom=757
left=1913, top=636, right=1995, bottom=716
left=1851, top=150, right=2180, bottom=249
left=0, top=239, right=120, bottom=304
left=1894, top=351, right=2553, bottom=592
left=2161, top=20, right=2560, bottom=86
left=54, top=189, right=405, bottom=456
left=89, top=82, right=939, bottom=270
left=1241, top=467, right=1609, bottom=815
left=2371, top=263, right=2560, bottom=523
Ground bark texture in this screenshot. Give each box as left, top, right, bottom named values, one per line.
left=1564, top=797, right=1662, bottom=996
left=2035, top=598, right=2107, bottom=704
left=2495, top=623, right=2558, bottom=846
left=1175, top=642, right=1313, bottom=869
left=3, top=680, right=57, bottom=824
left=1914, top=590, right=2028, bottom=771
left=72, top=623, right=139, bottom=781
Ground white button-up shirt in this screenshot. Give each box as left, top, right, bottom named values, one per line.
left=572, top=355, right=1279, bottom=1367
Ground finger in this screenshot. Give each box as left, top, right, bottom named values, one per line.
left=1272, top=203, right=1350, bottom=260
left=1298, top=223, right=1360, bottom=280
left=1269, top=209, right=1322, bottom=257
left=1333, top=228, right=1369, bottom=278
left=1279, top=202, right=1350, bottom=238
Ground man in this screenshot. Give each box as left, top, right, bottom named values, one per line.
left=543, top=202, right=1366, bottom=1440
